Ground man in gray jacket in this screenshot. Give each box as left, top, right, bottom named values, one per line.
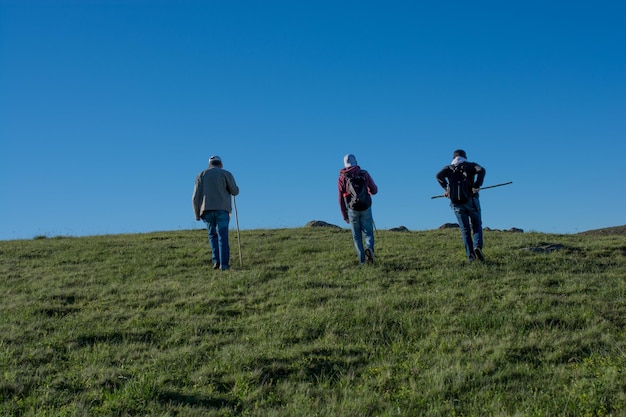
left=193, top=155, right=240, bottom=270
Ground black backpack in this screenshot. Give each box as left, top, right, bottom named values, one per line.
left=448, top=163, right=473, bottom=204
left=344, top=171, right=372, bottom=211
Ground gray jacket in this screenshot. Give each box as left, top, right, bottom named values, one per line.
left=192, top=166, right=239, bottom=219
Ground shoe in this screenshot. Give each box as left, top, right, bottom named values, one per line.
left=220, top=265, right=230, bottom=271
left=473, top=247, right=485, bottom=261
left=212, top=263, right=220, bottom=270
left=365, top=248, right=374, bottom=264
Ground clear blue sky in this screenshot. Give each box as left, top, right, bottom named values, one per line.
left=1, top=0, right=624, bottom=240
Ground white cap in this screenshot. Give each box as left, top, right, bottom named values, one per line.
left=343, top=154, right=357, bottom=167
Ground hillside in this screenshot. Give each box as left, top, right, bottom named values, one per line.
left=577, top=224, right=626, bottom=236
left=1, top=228, right=625, bottom=416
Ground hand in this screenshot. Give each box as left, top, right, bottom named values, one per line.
left=195, top=217, right=201, bottom=221
left=444, top=190, right=450, bottom=198
left=472, top=187, right=480, bottom=194
left=344, top=217, right=349, bottom=224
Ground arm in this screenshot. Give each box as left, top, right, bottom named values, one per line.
left=364, top=171, right=378, bottom=195
left=337, top=175, right=348, bottom=223
left=226, top=172, right=240, bottom=196
left=192, top=174, right=203, bottom=220
left=473, top=164, right=486, bottom=192
left=436, top=166, right=451, bottom=190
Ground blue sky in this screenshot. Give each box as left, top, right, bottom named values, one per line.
left=1, top=0, right=624, bottom=240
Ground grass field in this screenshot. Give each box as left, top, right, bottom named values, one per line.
left=1, top=226, right=625, bottom=416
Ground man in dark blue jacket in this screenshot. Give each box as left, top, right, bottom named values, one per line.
left=436, top=149, right=486, bottom=262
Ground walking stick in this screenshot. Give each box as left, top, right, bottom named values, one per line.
left=431, top=181, right=513, bottom=199
left=233, top=196, right=243, bottom=268
left=372, top=217, right=381, bottom=257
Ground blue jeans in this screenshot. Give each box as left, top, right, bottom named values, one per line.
left=452, top=197, right=483, bottom=260
left=201, top=210, right=230, bottom=269
left=347, top=207, right=375, bottom=264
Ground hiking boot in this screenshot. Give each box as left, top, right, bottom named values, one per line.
left=365, top=248, right=374, bottom=265
left=212, top=263, right=220, bottom=270
left=473, top=247, right=485, bottom=262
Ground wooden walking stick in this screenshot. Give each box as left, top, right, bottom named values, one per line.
left=431, top=181, right=513, bottom=199
left=233, top=196, right=243, bottom=267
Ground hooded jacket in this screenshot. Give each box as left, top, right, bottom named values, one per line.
left=338, top=165, right=378, bottom=220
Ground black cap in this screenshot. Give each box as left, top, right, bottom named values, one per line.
left=453, top=149, right=467, bottom=158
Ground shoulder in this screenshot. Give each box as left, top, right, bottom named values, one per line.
left=213, top=167, right=234, bottom=175
left=340, top=167, right=359, bottom=176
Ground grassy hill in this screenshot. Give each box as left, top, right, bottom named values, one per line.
left=1, top=227, right=625, bottom=416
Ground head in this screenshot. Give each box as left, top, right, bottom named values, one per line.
left=209, top=155, right=223, bottom=167
left=452, top=149, right=467, bottom=159
left=343, top=154, right=357, bottom=168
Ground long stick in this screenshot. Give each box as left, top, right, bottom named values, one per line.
left=233, top=196, right=243, bottom=267
left=431, top=181, right=513, bottom=199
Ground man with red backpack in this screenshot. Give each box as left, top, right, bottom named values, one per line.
left=338, top=154, right=378, bottom=265
left=436, top=149, right=486, bottom=262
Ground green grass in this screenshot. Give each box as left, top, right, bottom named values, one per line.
left=1, top=227, right=625, bottom=416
